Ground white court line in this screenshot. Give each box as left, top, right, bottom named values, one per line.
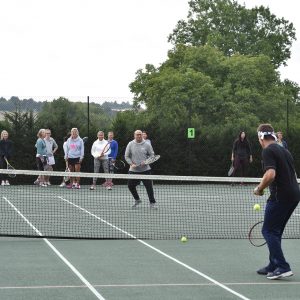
left=0, top=281, right=300, bottom=290
left=2, top=196, right=105, bottom=300
left=57, top=195, right=250, bottom=300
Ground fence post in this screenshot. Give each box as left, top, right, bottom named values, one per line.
left=87, top=96, right=90, bottom=139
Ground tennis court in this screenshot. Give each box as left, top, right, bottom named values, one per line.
left=1, top=171, right=300, bottom=299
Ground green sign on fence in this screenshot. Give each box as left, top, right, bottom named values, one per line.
left=187, top=128, right=195, bottom=139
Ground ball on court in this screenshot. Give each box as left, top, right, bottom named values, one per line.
left=253, top=204, right=261, bottom=211
left=181, top=236, right=188, bottom=243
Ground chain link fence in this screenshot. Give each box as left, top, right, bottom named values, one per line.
left=0, top=95, right=299, bottom=178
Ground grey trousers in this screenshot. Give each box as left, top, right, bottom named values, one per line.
left=93, top=158, right=109, bottom=183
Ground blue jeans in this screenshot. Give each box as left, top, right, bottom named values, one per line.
left=262, top=198, right=299, bottom=270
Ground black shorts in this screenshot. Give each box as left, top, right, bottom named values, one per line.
left=68, top=157, right=81, bottom=166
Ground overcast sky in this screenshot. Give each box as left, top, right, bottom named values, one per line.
left=0, top=0, right=299, bottom=103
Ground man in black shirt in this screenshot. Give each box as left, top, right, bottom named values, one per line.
left=254, top=124, right=300, bottom=280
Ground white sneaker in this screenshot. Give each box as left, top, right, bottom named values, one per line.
left=59, top=182, right=66, bottom=187
left=90, top=185, right=95, bottom=190
left=5, top=180, right=10, bottom=186
left=34, top=179, right=39, bottom=185
left=150, top=203, right=158, bottom=209
left=1, top=180, right=5, bottom=186
left=46, top=182, right=51, bottom=186
left=39, top=183, right=47, bottom=187
left=106, top=185, right=112, bottom=190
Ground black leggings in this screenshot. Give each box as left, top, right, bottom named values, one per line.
left=233, top=157, right=249, bottom=177
left=0, top=156, right=8, bottom=180
left=128, top=170, right=155, bottom=203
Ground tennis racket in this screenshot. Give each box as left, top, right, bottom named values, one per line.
left=248, top=221, right=266, bottom=247
left=139, top=155, right=160, bottom=166
left=92, top=142, right=110, bottom=158
left=4, top=157, right=16, bottom=178
left=112, top=159, right=125, bottom=170
left=64, top=161, right=71, bottom=182
left=82, top=136, right=88, bottom=143
left=228, top=162, right=234, bottom=176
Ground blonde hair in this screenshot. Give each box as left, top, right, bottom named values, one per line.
left=1, top=130, right=8, bottom=140
left=37, top=129, right=45, bottom=138
left=71, top=128, right=79, bottom=135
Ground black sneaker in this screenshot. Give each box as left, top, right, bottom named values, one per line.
left=132, top=200, right=142, bottom=209
left=257, top=266, right=275, bottom=276
left=267, top=268, right=293, bottom=280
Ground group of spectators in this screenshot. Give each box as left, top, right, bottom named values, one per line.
left=34, top=128, right=119, bottom=189
left=0, top=127, right=157, bottom=208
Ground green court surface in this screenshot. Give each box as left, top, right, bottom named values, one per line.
left=1, top=182, right=300, bottom=299
left=0, top=238, right=299, bottom=300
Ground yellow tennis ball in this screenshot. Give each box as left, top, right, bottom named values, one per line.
left=181, top=236, right=188, bottom=243
left=253, top=204, right=261, bottom=211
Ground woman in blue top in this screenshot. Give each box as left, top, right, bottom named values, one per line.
left=34, top=129, right=47, bottom=187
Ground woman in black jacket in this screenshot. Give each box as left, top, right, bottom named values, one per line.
left=0, top=130, right=14, bottom=185
left=231, top=131, right=253, bottom=179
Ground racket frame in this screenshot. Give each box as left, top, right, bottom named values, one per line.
left=4, top=157, right=16, bottom=178
left=143, top=154, right=160, bottom=165
left=113, top=159, right=125, bottom=170
left=248, top=220, right=266, bottom=247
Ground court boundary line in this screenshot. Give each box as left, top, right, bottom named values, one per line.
left=2, top=196, right=106, bottom=300
left=57, top=195, right=250, bottom=300
left=0, top=281, right=300, bottom=290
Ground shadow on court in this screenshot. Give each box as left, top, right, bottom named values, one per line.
left=0, top=238, right=299, bottom=300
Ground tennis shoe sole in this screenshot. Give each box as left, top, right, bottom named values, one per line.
left=267, top=271, right=293, bottom=280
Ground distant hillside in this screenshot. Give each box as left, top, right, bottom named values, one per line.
left=0, top=96, right=133, bottom=115
left=0, top=96, right=43, bottom=111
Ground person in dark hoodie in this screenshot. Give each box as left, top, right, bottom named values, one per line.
left=231, top=131, right=253, bottom=179
left=125, top=129, right=157, bottom=209
left=0, top=130, right=14, bottom=185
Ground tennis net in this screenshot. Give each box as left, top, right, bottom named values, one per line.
left=0, top=169, right=299, bottom=240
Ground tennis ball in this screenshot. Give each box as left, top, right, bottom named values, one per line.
left=181, top=236, right=188, bottom=243
left=253, top=204, right=261, bottom=211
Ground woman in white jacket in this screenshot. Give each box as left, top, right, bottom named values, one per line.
left=90, top=131, right=111, bottom=190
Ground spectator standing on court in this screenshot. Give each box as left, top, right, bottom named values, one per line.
left=0, top=130, right=14, bottom=186
left=44, top=129, right=58, bottom=185
left=254, top=124, right=299, bottom=279
left=107, top=131, right=118, bottom=188
left=125, top=129, right=157, bottom=209
left=142, top=131, right=151, bottom=145
left=90, top=131, right=111, bottom=190
left=34, top=129, right=47, bottom=187
left=276, top=131, right=288, bottom=149
left=231, top=131, right=253, bottom=179
left=65, top=128, right=84, bottom=189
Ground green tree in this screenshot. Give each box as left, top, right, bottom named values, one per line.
left=127, top=45, right=300, bottom=175
left=168, top=0, right=296, bottom=67
left=4, top=109, right=38, bottom=169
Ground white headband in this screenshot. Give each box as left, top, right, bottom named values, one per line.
left=258, top=131, right=277, bottom=141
